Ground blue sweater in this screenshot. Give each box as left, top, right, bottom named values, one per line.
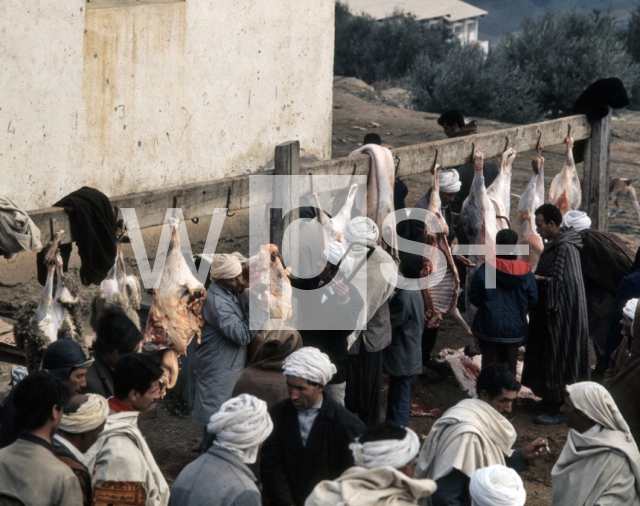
left=469, top=258, right=538, bottom=344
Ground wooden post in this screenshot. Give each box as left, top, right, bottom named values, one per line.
left=582, top=107, right=611, bottom=231
left=270, top=140, right=300, bottom=250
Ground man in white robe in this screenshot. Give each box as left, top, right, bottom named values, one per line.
left=306, top=421, right=436, bottom=506
left=415, top=364, right=547, bottom=506
left=552, top=381, right=640, bottom=506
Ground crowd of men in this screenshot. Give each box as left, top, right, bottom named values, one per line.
left=1, top=112, right=640, bottom=505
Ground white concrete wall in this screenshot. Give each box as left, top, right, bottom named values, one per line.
left=0, top=0, right=335, bottom=211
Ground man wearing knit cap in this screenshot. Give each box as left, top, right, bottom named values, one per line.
left=261, top=347, right=366, bottom=506
left=306, top=421, right=436, bottom=506
left=170, top=394, right=273, bottom=506
left=193, top=252, right=268, bottom=454
left=469, top=465, right=526, bottom=506
left=562, top=210, right=634, bottom=373
left=605, top=297, right=640, bottom=443
left=552, top=382, right=640, bottom=505
left=54, top=394, right=109, bottom=506
left=291, top=241, right=363, bottom=406
left=0, top=339, right=93, bottom=449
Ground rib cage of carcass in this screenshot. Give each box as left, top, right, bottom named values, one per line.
left=421, top=167, right=462, bottom=329
left=143, top=218, right=206, bottom=390
left=90, top=234, right=142, bottom=331
left=14, top=230, right=85, bottom=372
left=549, top=137, right=581, bottom=215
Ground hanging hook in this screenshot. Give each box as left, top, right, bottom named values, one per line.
left=431, top=148, right=439, bottom=174
left=226, top=185, right=236, bottom=217
left=504, top=135, right=510, bottom=151
left=394, top=155, right=401, bottom=175
left=309, top=172, right=314, bottom=195
left=567, top=124, right=572, bottom=138
left=49, top=217, right=55, bottom=243
left=191, top=217, right=200, bottom=224
left=535, top=130, right=543, bottom=153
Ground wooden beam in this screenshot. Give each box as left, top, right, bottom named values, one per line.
left=270, top=141, right=300, bottom=249
left=0, top=342, right=25, bottom=366
left=27, top=115, right=591, bottom=246
left=582, top=108, right=611, bottom=230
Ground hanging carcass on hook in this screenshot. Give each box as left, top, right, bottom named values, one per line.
left=142, top=217, right=207, bottom=390
left=90, top=228, right=142, bottom=331
left=517, top=148, right=545, bottom=268
left=420, top=165, right=466, bottom=331
left=549, top=136, right=581, bottom=215
left=14, top=230, right=85, bottom=372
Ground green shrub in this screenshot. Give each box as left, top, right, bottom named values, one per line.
left=334, top=2, right=454, bottom=84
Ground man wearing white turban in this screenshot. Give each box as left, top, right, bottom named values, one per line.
left=170, top=394, right=273, bottom=506
left=193, top=252, right=268, bottom=454
left=344, top=217, right=396, bottom=426
left=560, top=210, right=634, bottom=372
left=469, top=465, right=526, bottom=506
left=605, top=298, right=640, bottom=443
left=552, top=382, right=640, bottom=505
left=54, top=394, right=109, bottom=506
left=306, top=421, right=436, bottom=506
left=261, top=347, right=366, bottom=506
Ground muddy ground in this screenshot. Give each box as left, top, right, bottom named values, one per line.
left=5, top=79, right=640, bottom=504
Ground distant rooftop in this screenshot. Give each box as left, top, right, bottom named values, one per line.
left=343, top=0, right=488, bottom=23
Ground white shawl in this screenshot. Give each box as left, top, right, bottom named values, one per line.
left=305, top=466, right=437, bottom=506
left=415, top=399, right=517, bottom=482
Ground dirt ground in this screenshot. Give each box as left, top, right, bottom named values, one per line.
left=4, top=79, right=640, bottom=504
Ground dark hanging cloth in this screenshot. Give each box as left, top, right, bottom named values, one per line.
left=37, top=187, right=116, bottom=286
left=522, top=227, right=590, bottom=403
left=578, top=229, right=634, bottom=371
left=573, top=78, right=629, bottom=122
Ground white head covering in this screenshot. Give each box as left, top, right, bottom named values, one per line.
left=350, top=427, right=420, bottom=469
left=283, top=347, right=336, bottom=385
left=562, top=210, right=592, bottom=232
left=439, top=169, right=461, bottom=193
left=623, top=298, right=638, bottom=329
left=345, top=216, right=379, bottom=243
left=470, top=465, right=526, bottom=506
left=207, top=394, right=273, bottom=464
left=59, top=394, right=109, bottom=434
left=566, top=382, right=634, bottom=442
left=323, top=241, right=354, bottom=276
left=210, top=253, right=243, bottom=280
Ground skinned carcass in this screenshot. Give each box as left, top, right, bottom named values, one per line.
left=517, top=149, right=545, bottom=268
left=460, top=151, right=498, bottom=327
left=549, top=137, right=581, bottom=215
left=14, top=231, right=84, bottom=372
left=143, top=218, right=206, bottom=389
left=241, top=244, right=293, bottom=357
left=312, top=183, right=359, bottom=244
left=437, top=348, right=540, bottom=401
left=487, top=148, right=516, bottom=230
left=90, top=237, right=141, bottom=331
left=349, top=144, right=397, bottom=254
left=421, top=167, right=462, bottom=329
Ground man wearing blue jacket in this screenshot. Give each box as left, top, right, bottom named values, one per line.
left=469, top=229, right=537, bottom=376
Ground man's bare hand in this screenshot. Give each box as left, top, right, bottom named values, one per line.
left=456, top=255, right=476, bottom=268
left=521, top=438, right=549, bottom=460
left=332, top=280, right=350, bottom=302
left=534, top=275, right=546, bottom=282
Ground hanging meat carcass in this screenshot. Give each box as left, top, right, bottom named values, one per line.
left=143, top=218, right=206, bottom=389
left=90, top=235, right=141, bottom=331
left=487, top=147, right=516, bottom=230
left=517, top=149, right=545, bottom=268
left=14, top=230, right=85, bottom=372
left=241, top=244, right=293, bottom=356
left=460, top=151, right=498, bottom=327
left=421, top=167, right=462, bottom=329
left=312, top=183, right=359, bottom=244
left=349, top=144, right=397, bottom=254
left=549, top=136, right=581, bottom=215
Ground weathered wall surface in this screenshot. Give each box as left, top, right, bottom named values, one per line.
left=0, top=0, right=334, bottom=211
